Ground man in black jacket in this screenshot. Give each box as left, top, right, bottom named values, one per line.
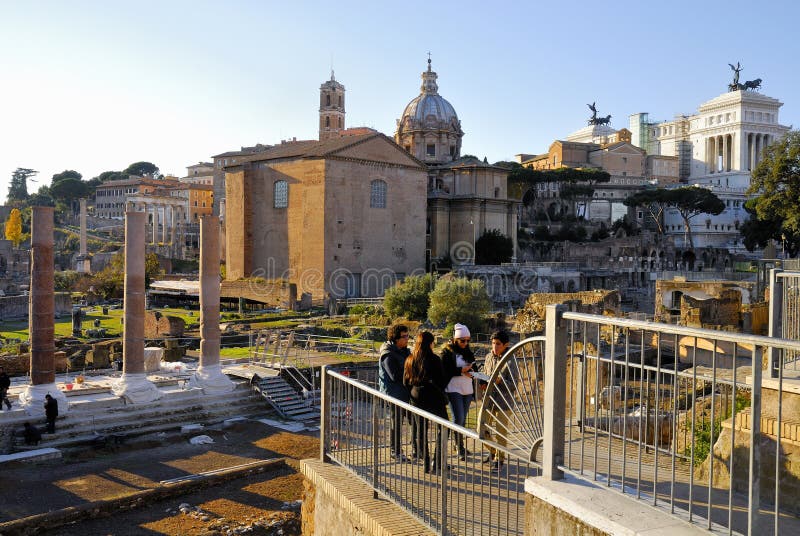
left=0, top=367, right=12, bottom=411
left=378, top=324, right=411, bottom=461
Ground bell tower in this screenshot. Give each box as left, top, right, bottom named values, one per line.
left=319, top=71, right=345, bottom=140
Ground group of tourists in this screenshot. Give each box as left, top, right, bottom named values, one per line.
left=378, top=323, right=512, bottom=473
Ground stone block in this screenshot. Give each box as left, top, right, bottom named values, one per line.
left=86, top=345, right=110, bottom=368
left=144, top=311, right=185, bottom=338
left=144, top=347, right=163, bottom=372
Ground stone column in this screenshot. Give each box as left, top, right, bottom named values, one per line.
left=111, top=210, right=162, bottom=403
left=77, top=198, right=91, bottom=273
left=755, top=134, right=762, bottom=167
left=189, top=215, right=234, bottom=393
left=161, top=205, right=168, bottom=244
left=19, top=207, right=69, bottom=416
left=151, top=206, right=157, bottom=244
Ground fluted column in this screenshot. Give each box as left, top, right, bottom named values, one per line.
left=150, top=206, right=156, bottom=244
left=19, top=207, right=68, bottom=416
left=189, top=216, right=234, bottom=393
left=111, top=211, right=161, bottom=403
left=161, top=205, right=168, bottom=244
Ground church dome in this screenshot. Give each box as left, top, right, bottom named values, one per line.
left=395, top=59, right=463, bottom=163
left=398, top=60, right=459, bottom=128
left=401, top=92, right=459, bottom=126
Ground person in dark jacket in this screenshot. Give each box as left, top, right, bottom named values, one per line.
left=23, top=422, right=42, bottom=445
left=378, top=324, right=411, bottom=461
left=440, top=323, right=476, bottom=459
left=404, top=331, right=449, bottom=474
left=0, top=367, right=12, bottom=411
left=44, top=394, right=58, bottom=433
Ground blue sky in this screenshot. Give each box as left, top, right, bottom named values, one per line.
left=1, top=0, right=798, bottom=202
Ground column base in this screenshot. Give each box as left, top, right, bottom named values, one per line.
left=188, top=364, right=235, bottom=394
left=111, top=372, right=163, bottom=404
left=18, top=383, right=70, bottom=417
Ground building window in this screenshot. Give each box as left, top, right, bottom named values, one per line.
left=326, top=94, right=331, bottom=106
left=338, top=96, right=342, bottom=107
left=339, top=117, right=343, bottom=128
left=405, top=145, right=411, bottom=153
left=370, top=179, right=387, bottom=208
left=325, top=116, right=330, bottom=128
left=450, top=146, right=456, bottom=157
left=274, top=180, right=288, bottom=208
left=426, top=144, right=436, bottom=157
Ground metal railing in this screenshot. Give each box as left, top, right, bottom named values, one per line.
left=771, top=269, right=800, bottom=373
left=548, top=305, right=800, bottom=535
left=319, top=306, right=800, bottom=535
left=320, top=365, right=537, bottom=535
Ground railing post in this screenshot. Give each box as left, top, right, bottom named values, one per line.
left=767, top=268, right=783, bottom=378
left=543, top=304, right=567, bottom=480
left=439, top=423, right=449, bottom=535
left=747, top=347, right=762, bottom=536
left=372, top=394, right=379, bottom=499
left=320, top=365, right=331, bottom=462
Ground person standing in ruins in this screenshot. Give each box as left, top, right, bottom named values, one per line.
left=44, top=394, right=58, bottom=433
left=0, top=367, right=11, bottom=410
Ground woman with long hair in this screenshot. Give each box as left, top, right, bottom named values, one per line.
left=404, top=331, right=449, bottom=473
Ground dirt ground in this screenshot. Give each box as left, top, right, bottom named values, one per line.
left=0, top=421, right=319, bottom=535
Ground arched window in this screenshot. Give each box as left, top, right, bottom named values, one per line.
left=325, top=116, right=330, bottom=127
left=274, top=180, right=288, bottom=208
left=339, top=117, right=343, bottom=128
left=370, top=180, right=387, bottom=208
left=326, top=94, right=331, bottom=106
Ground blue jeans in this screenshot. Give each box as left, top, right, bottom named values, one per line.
left=447, top=392, right=473, bottom=454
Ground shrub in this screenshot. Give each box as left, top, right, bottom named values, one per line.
left=383, top=273, right=436, bottom=321
left=427, top=275, right=490, bottom=332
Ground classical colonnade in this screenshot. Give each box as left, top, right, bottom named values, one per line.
left=19, top=207, right=232, bottom=416
left=706, top=132, right=773, bottom=173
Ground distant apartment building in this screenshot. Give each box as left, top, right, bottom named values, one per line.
left=94, top=176, right=213, bottom=259
left=181, top=162, right=214, bottom=186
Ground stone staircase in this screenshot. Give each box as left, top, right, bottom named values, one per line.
left=254, top=375, right=318, bottom=421
left=1, top=379, right=273, bottom=454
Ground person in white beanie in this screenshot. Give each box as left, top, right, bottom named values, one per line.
left=440, top=323, right=476, bottom=459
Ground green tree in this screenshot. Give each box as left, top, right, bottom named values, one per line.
left=123, top=161, right=159, bottom=177
left=54, top=270, right=82, bottom=292
left=428, top=276, right=491, bottom=331
left=91, top=251, right=163, bottom=299
left=27, top=185, right=54, bottom=207
left=670, top=186, right=725, bottom=250
left=383, top=273, right=436, bottom=320
left=4, top=208, right=23, bottom=247
left=51, top=170, right=82, bottom=183
left=6, top=168, right=36, bottom=204
left=740, top=198, right=800, bottom=257
left=49, top=176, right=91, bottom=214
left=624, top=188, right=671, bottom=234
left=747, top=131, right=800, bottom=234
left=623, top=186, right=724, bottom=249
left=475, top=229, right=514, bottom=265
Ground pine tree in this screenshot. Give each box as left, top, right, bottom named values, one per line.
left=7, top=168, right=37, bottom=202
